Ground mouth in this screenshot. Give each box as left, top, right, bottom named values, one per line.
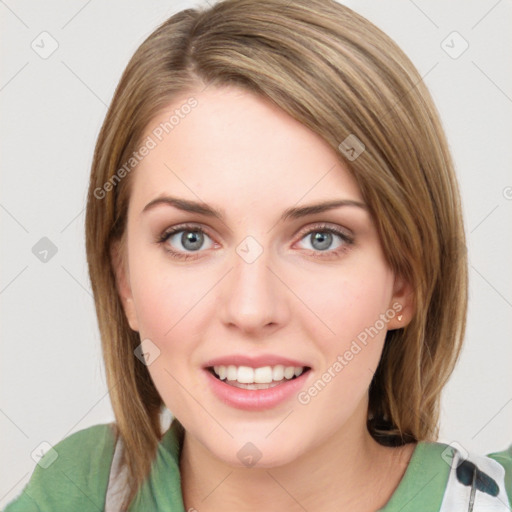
left=206, top=365, right=312, bottom=390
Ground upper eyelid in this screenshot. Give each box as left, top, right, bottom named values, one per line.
left=296, top=222, right=352, bottom=237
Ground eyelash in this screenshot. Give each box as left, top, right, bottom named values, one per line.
left=155, top=222, right=354, bottom=261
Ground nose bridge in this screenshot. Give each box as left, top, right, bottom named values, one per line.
left=220, top=235, right=285, bottom=332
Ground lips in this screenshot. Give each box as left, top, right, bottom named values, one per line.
left=203, top=363, right=312, bottom=410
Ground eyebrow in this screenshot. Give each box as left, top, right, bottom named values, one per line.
left=141, top=195, right=367, bottom=222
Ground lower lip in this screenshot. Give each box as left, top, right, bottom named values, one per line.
left=204, top=368, right=311, bottom=411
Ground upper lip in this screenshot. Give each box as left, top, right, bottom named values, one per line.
left=203, top=354, right=311, bottom=369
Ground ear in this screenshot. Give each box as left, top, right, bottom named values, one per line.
left=110, top=238, right=139, bottom=332
left=387, top=273, right=415, bottom=330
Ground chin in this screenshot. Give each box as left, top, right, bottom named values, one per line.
left=205, top=434, right=303, bottom=470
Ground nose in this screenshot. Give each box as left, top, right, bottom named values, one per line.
left=219, top=240, right=289, bottom=335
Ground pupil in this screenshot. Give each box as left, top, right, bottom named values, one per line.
left=311, top=232, right=332, bottom=251
left=182, top=231, right=203, bottom=251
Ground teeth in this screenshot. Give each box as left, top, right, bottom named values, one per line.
left=272, top=365, right=284, bottom=381
left=284, top=366, right=295, bottom=379
left=254, top=366, right=273, bottom=383
left=226, top=365, right=237, bottom=381
left=212, top=364, right=306, bottom=384
left=217, top=366, right=227, bottom=380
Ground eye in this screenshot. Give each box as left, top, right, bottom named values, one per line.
left=295, top=223, right=354, bottom=258
left=156, top=223, right=215, bottom=260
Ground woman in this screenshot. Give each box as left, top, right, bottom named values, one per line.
left=5, top=0, right=511, bottom=510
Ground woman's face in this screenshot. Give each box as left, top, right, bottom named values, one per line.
left=113, top=85, right=412, bottom=467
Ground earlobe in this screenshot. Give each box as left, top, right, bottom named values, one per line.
left=110, top=239, right=139, bottom=332
left=387, top=274, right=415, bottom=330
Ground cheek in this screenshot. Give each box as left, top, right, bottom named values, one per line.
left=129, top=258, right=209, bottom=413
left=130, top=251, right=205, bottom=339
left=293, top=259, right=393, bottom=350
left=291, top=259, right=393, bottom=405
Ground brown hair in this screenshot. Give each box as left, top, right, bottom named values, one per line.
left=85, top=0, right=468, bottom=507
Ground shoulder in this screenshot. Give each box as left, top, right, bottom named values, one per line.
left=3, top=423, right=117, bottom=512
left=382, top=440, right=512, bottom=512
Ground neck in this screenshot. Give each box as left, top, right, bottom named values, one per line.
left=178, top=407, right=415, bottom=512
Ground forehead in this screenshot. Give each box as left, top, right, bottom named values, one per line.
left=130, top=85, right=363, bottom=215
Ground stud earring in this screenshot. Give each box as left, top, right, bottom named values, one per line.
left=397, top=314, right=403, bottom=322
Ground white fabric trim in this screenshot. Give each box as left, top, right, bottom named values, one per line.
left=105, top=436, right=130, bottom=511
left=439, top=444, right=510, bottom=511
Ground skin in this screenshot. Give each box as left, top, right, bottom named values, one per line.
left=112, top=85, right=416, bottom=511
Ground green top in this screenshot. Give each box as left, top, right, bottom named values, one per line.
left=3, top=420, right=512, bottom=511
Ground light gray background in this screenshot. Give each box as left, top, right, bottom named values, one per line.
left=1, top=0, right=511, bottom=507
